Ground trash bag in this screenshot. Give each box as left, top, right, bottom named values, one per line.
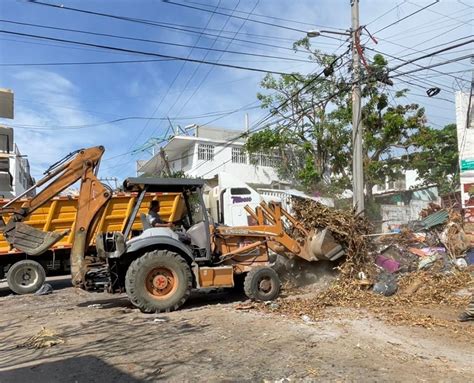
left=35, top=283, right=53, bottom=296
left=373, top=272, right=398, bottom=296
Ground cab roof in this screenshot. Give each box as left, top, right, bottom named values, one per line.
left=123, top=177, right=206, bottom=193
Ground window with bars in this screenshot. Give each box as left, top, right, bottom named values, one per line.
left=197, top=144, right=214, bottom=161
left=231, top=147, right=247, bottom=164
left=250, top=152, right=280, bottom=167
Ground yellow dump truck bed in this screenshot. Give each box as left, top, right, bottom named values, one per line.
left=0, top=192, right=186, bottom=255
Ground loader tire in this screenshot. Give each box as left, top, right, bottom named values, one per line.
left=125, top=250, right=192, bottom=313
left=244, top=267, right=280, bottom=301
left=7, top=259, right=46, bottom=295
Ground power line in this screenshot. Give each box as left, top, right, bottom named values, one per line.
left=366, top=43, right=473, bottom=82
left=170, top=1, right=259, bottom=131
left=162, top=0, right=307, bottom=33
left=137, top=0, right=240, bottom=159
left=0, top=19, right=311, bottom=63
left=0, top=57, right=310, bottom=67
left=406, top=0, right=473, bottom=27
left=123, top=54, right=351, bottom=175
left=181, top=0, right=346, bottom=30
left=187, top=51, right=352, bottom=174
left=389, top=22, right=471, bottom=59
left=6, top=106, right=261, bottom=130
left=370, top=34, right=473, bottom=63
left=0, top=58, right=175, bottom=66
left=25, top=0, right=310, bottom=53
left=0, top=29, right=296, bottom=75
left=379, top=7, right=470, bottom=42
left=387, top=39, right=474, bottom=73
left=391, top=69, right=456, bottom=97
left=113, top=0, right=224, bottom=170
left=373, top=0, right=439, bottom=34
left=366, top=1, right=407, bottom=27
left=417, top=68, right=473, bottom=79
left=391, top=54, right=473, bottom=78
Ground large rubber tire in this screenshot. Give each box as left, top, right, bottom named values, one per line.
left=7, top=259, right=46, bottom=295
left=244, top=267, right=281, bottom=301
left=125, top=250, right=192, bottom=313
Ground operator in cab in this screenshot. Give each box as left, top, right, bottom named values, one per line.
left=147, top=200, right=172, bottom=228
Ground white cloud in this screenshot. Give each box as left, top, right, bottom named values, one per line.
left=3, top=69, right=130, bottom=178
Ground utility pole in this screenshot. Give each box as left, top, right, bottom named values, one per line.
left=351, top=0, right=364, bottom=214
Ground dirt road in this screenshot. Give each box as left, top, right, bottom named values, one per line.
left=0, top=278, right=472, bottom=382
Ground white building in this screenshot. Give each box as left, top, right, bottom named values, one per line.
left=455, top=90, right=474, bottom=244
left=137, top=125, right=283, bottom=188
left=371, top=170, right=440, bottom=232
left=372, top=169, right=425, bottom=195
left=0, top=126, right=35, bottom=198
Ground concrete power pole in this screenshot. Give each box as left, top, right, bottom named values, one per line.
left=351, top=0, right=364, bottom=214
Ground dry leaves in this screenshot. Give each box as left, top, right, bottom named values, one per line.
left=21, top=327, right=65, bottom=349
left=259, top=269, right=473, bottom=332
left=291, top=198, right=374, bottom=278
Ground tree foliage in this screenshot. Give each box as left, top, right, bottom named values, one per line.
left=246, top=40, right=456, bottom=200
left=409, top=123, right=459, bottom=194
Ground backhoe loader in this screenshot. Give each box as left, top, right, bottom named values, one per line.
left=0, top=146, right=344, bottom=312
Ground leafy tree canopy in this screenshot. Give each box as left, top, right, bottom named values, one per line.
left=246, top=40, right=457, bottom=200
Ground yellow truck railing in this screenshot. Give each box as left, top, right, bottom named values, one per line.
left=0, top=192, right=186, bottom=254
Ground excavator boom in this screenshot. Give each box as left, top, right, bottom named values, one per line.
left=0, top=146, right=111, bottom=285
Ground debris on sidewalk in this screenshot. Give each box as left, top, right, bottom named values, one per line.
left=259, top=205, right=473, bottom=329
left=87, top=303, right=103, bottom=309
left=35, top=283, right=53, bottom=296
left=234, top=302, right=256, bottom=311
left=22, top=327, right=64, bottom=349
left=373, top=272, right=398, bottom=296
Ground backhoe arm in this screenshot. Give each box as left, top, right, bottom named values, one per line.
left=0, top=146, right=112, bottom=286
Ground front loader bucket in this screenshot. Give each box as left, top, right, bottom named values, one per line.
left=304, top=228, right=345, bottom=262
left=3, top=222, right=69, bottom=256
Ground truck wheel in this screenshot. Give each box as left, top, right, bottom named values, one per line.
left=244, top=267, right=281, bottom=301
left=125, top=250, right=192, bottom=313
left=7, top=260, right=46, bottom=295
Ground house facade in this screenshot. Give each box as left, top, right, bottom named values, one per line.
left=0, top=126, right=35, bottom=198
left=455, top=90, right=474, bottom=244
left=137, top=126, right=283, bottom=188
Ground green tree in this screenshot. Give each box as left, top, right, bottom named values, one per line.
left=246, top=41, right=430, bottom=208
left=409, top=123, right=459, bottom=194
left=247, top=38, right=351, bottom=191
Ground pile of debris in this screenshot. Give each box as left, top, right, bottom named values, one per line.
left=375, top=207, right=472, bottom=281
left=265, top=201, right=473, bottom=329
left=291, top=198, right=374, bottom=278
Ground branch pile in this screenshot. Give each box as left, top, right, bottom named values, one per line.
left=291, top=198, right=374, bottom=277
left=259, top=269, right=473, bottom=331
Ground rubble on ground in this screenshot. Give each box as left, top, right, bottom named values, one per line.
left=267, top=201, right=473, bottom=330
left=21, top=327, right=65, bottom=349
left=290, top=198, right=374, bottom=278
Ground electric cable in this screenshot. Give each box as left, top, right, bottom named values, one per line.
left=0, top=30, right=296, bottom=75
left=145, top=0, right=246, bottom=145
left=180, top=0, right=347, bottom=30
left=0, top=19, right=312, bottom=63
left=161, top=0, right=308, bottom=34
left=25, top=0, right=314, bottom=52
left=373, top=0, right=439, bottom=34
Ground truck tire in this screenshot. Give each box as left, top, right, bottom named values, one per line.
left=7, top=260, right=46, bottom=295
left=125, top=250, right=192, bottom=313
left=244, top=267, right=281, bottom=301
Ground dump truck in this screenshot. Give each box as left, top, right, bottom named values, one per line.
left=0, top=146, right=344, bottom=312
left=0, top=191, right=185, bottom=294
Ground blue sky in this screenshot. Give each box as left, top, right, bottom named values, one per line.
left=0, top=0, right=472, bottom=181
